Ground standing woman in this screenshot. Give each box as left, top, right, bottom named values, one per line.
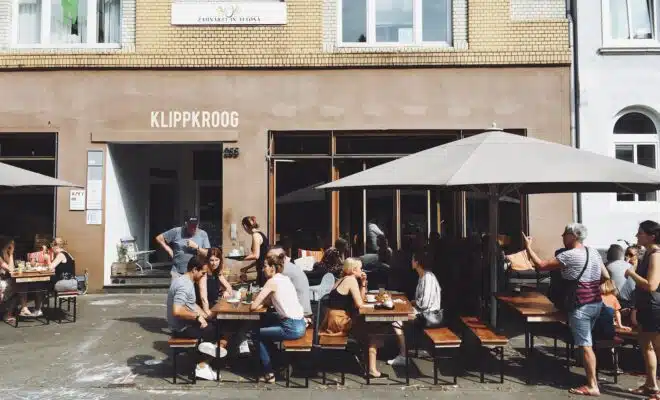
left=239, top=216, right=269, bottom=286
left=197, top=247, right=233, bottom=317
left=624, top=221, right=660, bottom=398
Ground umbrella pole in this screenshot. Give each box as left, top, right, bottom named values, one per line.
left=488, top=185, right=499, bottom=328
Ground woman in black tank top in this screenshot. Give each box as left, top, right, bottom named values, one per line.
left=239, top=216, right=269, bottom=286
left=624, top=220, right=660, bottom=396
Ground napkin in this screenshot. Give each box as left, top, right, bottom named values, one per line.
left=361, top=304, right=375, bottom=308
left=393, top=299, right=406, bottom=304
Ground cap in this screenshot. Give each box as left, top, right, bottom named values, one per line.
left=185, top=216, right=199, bottom=225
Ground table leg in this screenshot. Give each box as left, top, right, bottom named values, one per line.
left=524, top=322, right=530, bottom=384
left=404, top=322, right=410, bottom=385
left=216, top=319, right=221, bottom=382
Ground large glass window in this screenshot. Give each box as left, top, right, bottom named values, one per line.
left=15, top=0, right=121, bottom=46
left=339, top=0, right=452, bottom=46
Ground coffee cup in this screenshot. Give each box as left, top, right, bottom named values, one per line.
left=384, top=299, right=394, bottom=309
left=366, top=294, right=376, bottom=303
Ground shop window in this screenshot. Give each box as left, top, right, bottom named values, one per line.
left=272, top=132, right=331, bottom=155
left=0, top=133, right=57, bottom=258
left=13, top=0, right=121, bottom=47
left=613, top=110, right=658, bottom=202
left=335, top=133, right=456, bottom=154
left=274, top=159, right=331, bottom=256
left=340, top=0, right=452, bottom=46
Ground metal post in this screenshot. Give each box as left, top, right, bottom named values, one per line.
left=488, top=185, right=499, bottom=328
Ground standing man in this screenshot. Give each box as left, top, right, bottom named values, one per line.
left=156, top=216, right=210, bottom=280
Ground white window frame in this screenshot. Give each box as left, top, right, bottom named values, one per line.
left=10, top=0, right=122, bottom=49
left=336, top=0, right=453, bottom=48
left=614, top=140, right=659, bottom=202
left=602, top=0, right=660, bottom=47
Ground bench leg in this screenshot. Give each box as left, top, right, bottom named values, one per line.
left=454, top=347, right=459, bottom=385
left=73, top=297, right=77, bottom=323
left=433, top=348, right=438, bottom=385
left=285, top=357, right=290, bottom=388
left=480, top=347, right=485, bottom=383
left=613, top=347, right=620, bottom=384
left=172, top=350, right=177, bottom=384
left=499, top=347, right=504, bottom=384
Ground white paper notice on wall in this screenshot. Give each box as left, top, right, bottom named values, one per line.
left=69, top=189, right=86, bottom=211
left=86, top=210, right=102, bottom=225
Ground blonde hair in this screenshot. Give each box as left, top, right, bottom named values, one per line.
left=342, top=257, right=362, bottom=276
left=600, top=279, right=618, bottom=296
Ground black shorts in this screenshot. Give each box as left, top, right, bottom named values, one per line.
left=637, top=308, right=660, bottom=333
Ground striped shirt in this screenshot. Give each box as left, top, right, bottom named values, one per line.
left=557, top=247, right=603, bottom=305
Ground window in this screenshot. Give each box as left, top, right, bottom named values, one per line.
left=339, top=0, right=452, bottom=46
left=13, top=0, right=121, bottom=47
left=603, top=0, right=660, bottom=45
left=613, top=111, right=659, bottom=201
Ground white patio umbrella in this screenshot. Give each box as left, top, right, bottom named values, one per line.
left=0, top=162, right=81, bottom=188
left=317, top=128, right=660, bottom=327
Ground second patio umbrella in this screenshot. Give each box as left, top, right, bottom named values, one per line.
left=317, top=128, right=660, bottom=326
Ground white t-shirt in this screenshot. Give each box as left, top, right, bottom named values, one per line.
left=269, top=273, right=304, bottom=320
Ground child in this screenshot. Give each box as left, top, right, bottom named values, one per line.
left=601, top=279, right=632, bottom=332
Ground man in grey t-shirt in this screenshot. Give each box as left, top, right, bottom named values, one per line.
left=268, top=246, right=312, bottom=316
left=605, top=244, right=633, bottom=294
left=166, top=257, right=226, bottom=380
left=156, top=216, right=211, bottom=278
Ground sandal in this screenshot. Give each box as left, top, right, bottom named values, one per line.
left=19, top=308, right=32, bottom=317
left=4, top=316, right=15, bottom=324
left=259, top=373, right=275, bottom=384
left=629, top=385, right=659, bottom=396
left=569, top=386, right=600, bottom=396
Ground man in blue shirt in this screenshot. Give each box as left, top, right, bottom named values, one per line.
left=156, top=216, right=210, bottom=279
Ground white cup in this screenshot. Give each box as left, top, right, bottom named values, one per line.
left=384, top=299, right=394, bottom=308
left=366, top=294, right=376, bottom=303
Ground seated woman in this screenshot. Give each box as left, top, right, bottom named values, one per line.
left=0, top=239, right=16, bottom=323
left=309, top=238, right=348, bottom=279
left=196, top=247, right=233, bottom=317
left=1, top=239, right=39, bottom=318
left=388, top=249, right=443, bottom=366
left=319, top=257, right=388, bottom=379
left=29, top=239, right=78, bottom=317
left=250, top=252, right=306, bottom=383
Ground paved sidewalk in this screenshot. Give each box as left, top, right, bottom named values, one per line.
left=0, top=294, right=648, bottom=399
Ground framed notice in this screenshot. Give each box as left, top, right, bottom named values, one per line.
left=86, top=150, right=104, bottom=210
left=69, top=189, right=86, bottom=211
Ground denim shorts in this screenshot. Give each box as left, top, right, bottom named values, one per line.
left=568, top=302, right=603, bottom=347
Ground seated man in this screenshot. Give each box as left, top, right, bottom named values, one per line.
left=167, top=256, right=226, bottom=381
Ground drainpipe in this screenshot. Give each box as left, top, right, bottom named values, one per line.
left=567, top=0, right=582, bottom=223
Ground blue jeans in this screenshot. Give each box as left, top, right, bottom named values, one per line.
left=569, top=302, right=603, bottom=347
left=253, top=317, right=306, bottom=374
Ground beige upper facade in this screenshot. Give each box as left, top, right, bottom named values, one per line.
left=0, top=0, right=570, bottom=68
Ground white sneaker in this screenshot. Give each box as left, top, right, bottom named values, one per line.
left=239, top=340, right=250, bottom=354
left=195, top=364, right=219, bottom=381
left=387, top=355, right=406, bottom=366
left=198, top=342, right=227, bottom=359
left=32, top=309, right=43, bottom=317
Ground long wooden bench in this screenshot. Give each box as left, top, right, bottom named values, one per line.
left=282, top=328, right=314, bottom=388
left=50, top=290, right=79, bottom=324
left=460, top=316, right=508, bottom=383
left=424, top=327, right=462, bottom=385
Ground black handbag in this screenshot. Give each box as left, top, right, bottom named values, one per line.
left=561, top=247, right=590, bottom=312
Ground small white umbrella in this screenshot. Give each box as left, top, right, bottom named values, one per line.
left=318, top=128, right=660, bottom=326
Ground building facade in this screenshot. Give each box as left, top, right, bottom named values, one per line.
left=0, top=0, right=572, bottom=291
left=575, top=0, right=660, bottom=249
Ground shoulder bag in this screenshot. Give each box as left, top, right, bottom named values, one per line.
left=561, top=247, right=590, bottom=312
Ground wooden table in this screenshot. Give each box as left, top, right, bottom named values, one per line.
left=359, top=294, right=415, bottom=384
left=10, top=270, right=54, bottom=327
left=210, top=298, right=267, bottom=382
left=496, top=291, right=567, bottom=384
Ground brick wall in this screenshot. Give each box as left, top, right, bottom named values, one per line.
left=0, top=0, right=570, bottom=68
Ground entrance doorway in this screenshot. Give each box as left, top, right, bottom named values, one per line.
left=105, top=143, right=223, bottom=285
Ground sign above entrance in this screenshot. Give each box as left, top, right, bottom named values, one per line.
left=171, top=1, right=287, bottom=26
left=150, top=110, right=239, bottom=129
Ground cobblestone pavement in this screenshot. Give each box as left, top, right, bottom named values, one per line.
left=0, top=294, right=647, bottom=399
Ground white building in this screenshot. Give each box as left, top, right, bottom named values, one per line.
left=575, top=0, right=660, bottom=249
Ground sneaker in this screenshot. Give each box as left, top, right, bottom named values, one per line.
left=32, top=309, right=43, bottom=317
left=195, top=364, right=219, bottom=381
left=239, top=340, right=250, bottom=354
left=198, top=342, right=227, bottom=359
left=387, top=355, right=406, bottom=367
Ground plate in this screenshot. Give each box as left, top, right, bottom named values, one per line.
left=226, top=298, right=240, bottom=304
left=242, top=301, right=252, bottom=305
left=367, top=290, right=380, bottom=294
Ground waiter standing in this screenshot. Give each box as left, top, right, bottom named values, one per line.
left=156, top=216, right=210, bottom=280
